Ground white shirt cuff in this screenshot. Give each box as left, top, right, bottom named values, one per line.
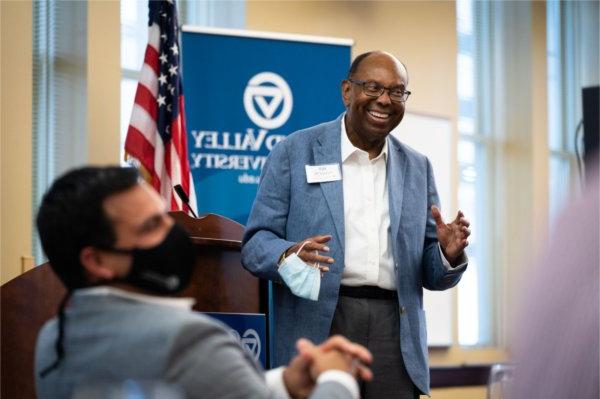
left=265, top=367, right=291, bottom=399
left=438, top=243, right=468, bottom=271
left=317, top=370, right=359, bottom=399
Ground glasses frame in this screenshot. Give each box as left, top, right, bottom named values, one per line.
left=348, top=79, right=411, bottom=103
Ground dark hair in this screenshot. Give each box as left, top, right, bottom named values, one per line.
left=37, top=166, right=139, bottom=378
left=347, top=51, right=375, bottom=79
left=36, top=166, right=139, bottom=290
left=37, top=166, right=139, bottom=377
left=347, top=51, right=410, bottom=83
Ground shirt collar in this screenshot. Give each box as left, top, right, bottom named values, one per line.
left=76, top=286, right=195, bottom=310
left=341, top=114, right=388, bottom=163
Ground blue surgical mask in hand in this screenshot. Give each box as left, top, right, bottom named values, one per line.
left=278, top=241, right=321, bottom=301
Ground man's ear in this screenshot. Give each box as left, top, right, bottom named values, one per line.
left=80, top=246, right=116, bottom=281
left=341, top=80, right=351, bottom=107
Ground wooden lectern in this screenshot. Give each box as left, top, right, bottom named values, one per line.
left=1, top=212, right=267, bottom=399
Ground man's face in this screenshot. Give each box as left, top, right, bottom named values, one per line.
left=100, top=181, right=172, bottom=277
left=342, top=53, right=408, bottom=145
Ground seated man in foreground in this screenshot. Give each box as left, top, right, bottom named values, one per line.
left=35, top=166, right=372, bottom=399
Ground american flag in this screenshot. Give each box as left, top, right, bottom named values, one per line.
left=125, top=0, right=196, bottom=212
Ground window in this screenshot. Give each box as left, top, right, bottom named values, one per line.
left=119, top=1, right=246, bottom=162
left=32, top=1, right=88, bottom=264
left=456, top=0, right=493, bottom=346
left=546, top=1, right=599, bottom=221
left=120, top=0, right=148, bottom=164
left=456, top=0, right=599, bottom=347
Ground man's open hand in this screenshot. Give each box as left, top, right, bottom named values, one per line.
left=431, top=206, right=471, bottom=265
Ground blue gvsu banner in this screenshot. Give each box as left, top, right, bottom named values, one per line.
left=204, top=312, right=266, bottom=368
left=181, top=27, right=352, bottom=224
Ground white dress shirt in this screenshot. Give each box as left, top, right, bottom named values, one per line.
left=340, top=118, right=396, bottom=289
left=340, top=117, right=459, bottom=290
left=81, top=287, right=358, bottom=399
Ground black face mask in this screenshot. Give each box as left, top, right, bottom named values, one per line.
left=106, top=224, right=196, bottom=294
left=40, top=224, right=196, bottom=379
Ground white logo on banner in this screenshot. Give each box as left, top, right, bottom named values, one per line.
left=244, top=72, right=293, bottom=130
left=228, top=328, right=262, bottom=361
left=241, top=329, right=261, bottom=361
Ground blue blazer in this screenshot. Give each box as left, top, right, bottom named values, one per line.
left=242, top=114, right=466, bottom=394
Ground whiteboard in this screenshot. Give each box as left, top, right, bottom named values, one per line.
left=391, top=112, right=454, bottom=347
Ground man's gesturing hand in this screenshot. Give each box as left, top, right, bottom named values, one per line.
left=431, top=205, right=471, bottom=265
left=284, top=235, right=334, bottom=273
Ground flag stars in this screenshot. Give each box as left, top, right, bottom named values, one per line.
left=127, top=1, right=190, bottom=195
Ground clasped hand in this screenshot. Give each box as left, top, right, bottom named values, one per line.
left=283, top=335, right=372, bottom=398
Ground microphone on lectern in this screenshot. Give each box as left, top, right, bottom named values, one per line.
left=173, top=184, right=198, bottom=218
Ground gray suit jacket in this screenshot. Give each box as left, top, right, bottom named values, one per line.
left=242, top=114, right=466, bottom=394
left=35, top=290, right=352, bottom=399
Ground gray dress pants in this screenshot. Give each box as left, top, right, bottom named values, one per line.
left=330, top=295, right=420, bottom=399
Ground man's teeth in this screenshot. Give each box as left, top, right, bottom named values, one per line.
left=368, top=110, right=390, bottom=119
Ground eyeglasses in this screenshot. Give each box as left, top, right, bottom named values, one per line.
left=348, top=79, right=411, bottom=103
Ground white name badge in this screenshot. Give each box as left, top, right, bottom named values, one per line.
left=305, top=163, right=342, bottom=183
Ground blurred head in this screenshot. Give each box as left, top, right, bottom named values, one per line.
left=36, top=166, right=173, bottom=290
left=37, top=166, right=195, bottom=378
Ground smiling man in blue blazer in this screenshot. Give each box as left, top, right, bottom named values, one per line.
left=242, top=51, right=470, bottom=398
